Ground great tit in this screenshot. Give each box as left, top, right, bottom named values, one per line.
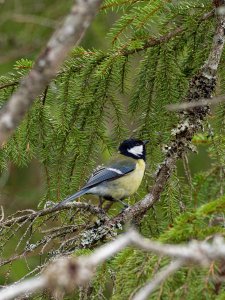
left=57, top=138, right=149, bottom=208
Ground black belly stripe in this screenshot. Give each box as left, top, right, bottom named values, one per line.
left=103, top=195, right=115, bottom=201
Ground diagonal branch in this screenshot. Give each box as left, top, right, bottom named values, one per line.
left=0, top=0, right=103, bottom=146
left=74, top=2, right=225, bottom=248
left=122, top=9, right=214, bottom=56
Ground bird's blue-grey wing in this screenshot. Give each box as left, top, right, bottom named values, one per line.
left=83, top=160, right=136, bottom=189
left=55, top=159, right=135, bottom=207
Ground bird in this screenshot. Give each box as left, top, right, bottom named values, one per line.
left=56, top=138, right=149, bottom=208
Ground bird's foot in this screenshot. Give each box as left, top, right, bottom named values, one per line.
left=117, top=199, right=129, bottom=211
left=98, top=196, right=105, bottom=209
left=121, top=204, right=129, bottom=212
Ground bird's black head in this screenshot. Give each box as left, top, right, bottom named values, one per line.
left=118, top=138, right=149, bottom=160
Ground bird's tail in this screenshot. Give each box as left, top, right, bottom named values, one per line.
left=55, top=188, right=88, bottom=208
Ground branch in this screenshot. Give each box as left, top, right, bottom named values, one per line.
left=0, top=81, right=19, bottom=90
left=0, top=0, right=102, bottom=145
left=0, top=202, right=105, bottom=227
left=2, top=230, right=225, bottom=300
left=166, top=94, right=225, bottom=111
left=0, top=230, right=134, bottom=300
left=0, top=277, right=46, bottom=300
left=9, top=13, right=58, bottom=28
left=113, top=9, right=214, bottom=56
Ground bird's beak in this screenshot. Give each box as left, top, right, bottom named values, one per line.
left=143, top=140, right=149, bottom=145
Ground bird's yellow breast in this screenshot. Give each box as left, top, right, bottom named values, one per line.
left=107, top=159, right=146, bottom=200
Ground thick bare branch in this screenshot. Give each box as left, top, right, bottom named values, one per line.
left=0, top=277, right=46, bottom=300
left=0, top=0, right=102, bottom=145
left=2, top=230, right=225, bottom=300
left=0, top=230, right=134, bottom=300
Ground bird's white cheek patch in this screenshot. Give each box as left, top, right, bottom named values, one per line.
left=128, top=145, right=143, bottom=156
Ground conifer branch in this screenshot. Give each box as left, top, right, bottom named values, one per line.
left=100, top=0, right=140, bottom=11
left=0, top=0, right=103, bottom=146
left=0, top=10, right=214, bottom=92
left=2, top=230, right=225, bottom=300
left=105, top=9, right=214, bottom=57
left=0, top=81, right=19, bottom=90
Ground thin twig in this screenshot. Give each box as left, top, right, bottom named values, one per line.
left=132, top=260, right=183, bottom=300
left=0, top=206, right=4, bottom=222
left=166, top=94, right=225, bottom=111
left=0, top=82, right=19, bottom=90
left=0, top=202, right=105, bottom=227
left=10, top=13, right=58, bottom=28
